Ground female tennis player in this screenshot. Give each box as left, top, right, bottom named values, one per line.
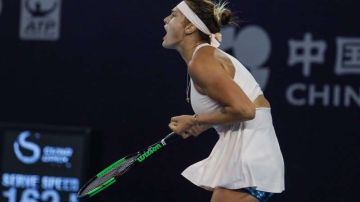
left=164, top=0, right=284, bottom=202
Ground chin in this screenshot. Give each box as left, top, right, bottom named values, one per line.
left=162, top=40, right=177, bottom=49
left=162, top=41, right=169, bottom=48
left=162, top=43, right=172, bottom=49
left=162, top=38, right=171, bottom=48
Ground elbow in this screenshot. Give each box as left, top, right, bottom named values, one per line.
left=246, top=106, right=256, bottom=120
left=233, top=103, right=256, bottom=121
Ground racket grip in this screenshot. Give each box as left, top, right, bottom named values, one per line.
left=162, top=132, right=182, bottom=145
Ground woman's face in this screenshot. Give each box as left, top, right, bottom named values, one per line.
left=162, top=7, right=187, bottom=49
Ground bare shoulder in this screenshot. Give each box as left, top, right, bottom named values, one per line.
left=189, top=46, right=234, bottom=80
left=191, top=46, right=216, bottom=64
left=188, top=46, right=221, bottom=75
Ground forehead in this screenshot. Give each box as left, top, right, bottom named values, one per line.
left=171, top=7, right=182, bottom=15
left=169, top=6, right=188, bottom=23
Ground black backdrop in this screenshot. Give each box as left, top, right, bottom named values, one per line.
left=0, top=0, right=359, bottom=201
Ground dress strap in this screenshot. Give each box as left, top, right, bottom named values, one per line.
left=192, top=43, right=211, bottom=57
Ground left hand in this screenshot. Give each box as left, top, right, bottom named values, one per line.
left=168, top=115, right=195, bottom=138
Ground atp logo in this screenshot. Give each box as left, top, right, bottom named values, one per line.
left=20, top=0, right=62, bottom=41
left=25, top=0, right=58, bottom=17
left=13, top=131, right=41, bottom=164
left=220, top=25, right=272, bottom=90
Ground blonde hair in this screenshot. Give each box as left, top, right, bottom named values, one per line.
left=185, top=0, right=235, bottom=42
left=213, top=1, right=230, bottom=26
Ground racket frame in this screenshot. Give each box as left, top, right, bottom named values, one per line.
left=77, top=132, right=180, bottom=200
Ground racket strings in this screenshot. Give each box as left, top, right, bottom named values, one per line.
left=81, top=155, right=138, bottom=195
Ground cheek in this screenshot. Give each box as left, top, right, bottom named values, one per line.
left=167, top=22, right=184, bottom=40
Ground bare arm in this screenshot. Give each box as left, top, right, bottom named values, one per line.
left=168, top=47, right=255, bottom=137
left=188, top=47, right=255, bottom=125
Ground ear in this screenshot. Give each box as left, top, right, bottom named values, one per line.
left=185, top=23, right=197, bottom=35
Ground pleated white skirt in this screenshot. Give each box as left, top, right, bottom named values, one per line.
left=181, top=108, right=285, bottom=193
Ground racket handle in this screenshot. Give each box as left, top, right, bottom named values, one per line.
left=162, top=132, right=182, bottom=145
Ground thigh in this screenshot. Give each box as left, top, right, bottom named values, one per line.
left=210, top=187, right=259, bottom=202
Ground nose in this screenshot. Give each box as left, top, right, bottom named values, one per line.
left=164, top=15, right=169, bottom=24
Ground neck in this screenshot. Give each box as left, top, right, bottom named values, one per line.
left=176, top=39, right=204, bottom=65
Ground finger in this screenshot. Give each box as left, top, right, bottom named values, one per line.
left=189, top=124, right=200, bottom=132
left=181, top=131, right=190, bottom=139
left=187, top=128, right=196, bottom=136
left=169, top=121, right=177, bottom=126
left=188, top=126, right=201, bottom=137
left=193, top=126, right=203, bottom=134
left=168, top=123, right=176, bottom=131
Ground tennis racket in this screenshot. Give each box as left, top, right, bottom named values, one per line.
left=77, top=132, right=182, bottom=200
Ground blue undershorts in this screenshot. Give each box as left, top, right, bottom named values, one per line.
left=240, top=187, right=274, bottom=202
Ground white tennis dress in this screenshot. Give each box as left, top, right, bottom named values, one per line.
left=181, top=43, right=285, bottom=193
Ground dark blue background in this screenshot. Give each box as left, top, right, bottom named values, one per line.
left=0, top=0, right=359, bottom=201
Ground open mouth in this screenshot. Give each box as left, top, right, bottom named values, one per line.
left=163, top=27, right=168, bottom=40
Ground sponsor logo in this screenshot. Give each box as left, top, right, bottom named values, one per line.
left=221, top=25, right=272, bottom=90
left=13, top=131, right=41, bottom=164
left=19, top=0, right=62, bottom=40
left=335, top=37, right=360, bottom=75
left=286, top=33, right=360, bottom=107
left=288, top=33, right=327, bottom=77
left=13, top=131, right=74, bottom=167
left=137, top=144, right=162, bottom=162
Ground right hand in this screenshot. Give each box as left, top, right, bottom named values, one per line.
left=181, top=124, right=210, bottom=139
left=168, top=115, right=210, bottom=139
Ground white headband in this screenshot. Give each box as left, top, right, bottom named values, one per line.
left=176, top=1, right=222, bottom=48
